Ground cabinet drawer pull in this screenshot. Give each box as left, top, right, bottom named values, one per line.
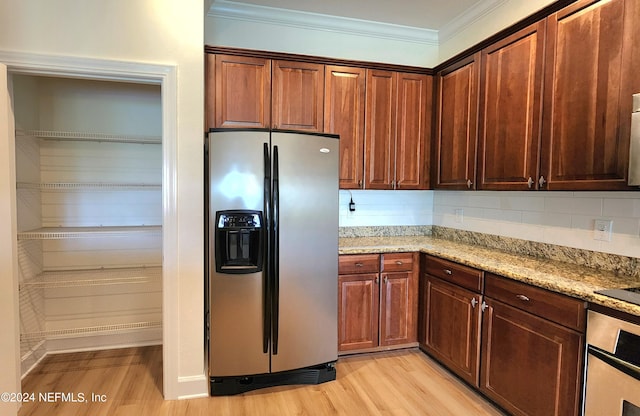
left=443, top=269, right=453, bottom=275
left=355, top=262, right=364, bottom=267
left=516, top=294, right=530, bottom=302
left=395, top=260, right=403, bottom=265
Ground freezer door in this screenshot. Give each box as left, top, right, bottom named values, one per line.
left=208, top=130, right=270, bottom=377
left=270, top=131, right=339, bottom=372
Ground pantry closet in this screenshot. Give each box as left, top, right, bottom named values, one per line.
left=12, top=75, right=163, bottom=375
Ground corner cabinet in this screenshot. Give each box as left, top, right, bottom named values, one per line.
left=434, top=54, right=480, bottom=190
left=338, top=253, right=418, bottom=354
left=540, top=0, right=640, bottom=190
left=419, top=255, right=483, bottom=386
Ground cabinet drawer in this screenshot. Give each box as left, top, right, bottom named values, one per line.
left=381, top=253, right=414, bottom=272
left=424, top=256, right=483, bottom=292
left=339, top=254, right=380, bottom=274
left=485, top=273, right=586, bottom=332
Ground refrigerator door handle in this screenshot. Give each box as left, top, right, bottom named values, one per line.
left=262, top=142, right=271, bottom=354
left=272, top=145, right=280, bottom=355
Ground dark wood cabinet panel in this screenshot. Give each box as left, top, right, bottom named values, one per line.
left=541, top=0, right=640, bottom=190
left=214, top=54, right=271, bottom=128
left=434, top=54, right=480, bottom=190
left=338, top=272, right=380, bottom=352
left=380, top=270, right=417, bottom=346
left=478, top=21, right=546, bottom=190
left=324, top=66, right=366, bottom=189
left=480, top=298, right=583, bottom=416
left=272, top=60, right=324, bottom=131
left=424, top=276, right=481, bottom=386
left=365, top=70, right=397, bottom=189
left=395, top=73, right=432, bottom=189
left=338, top=253, right=417, bottom=353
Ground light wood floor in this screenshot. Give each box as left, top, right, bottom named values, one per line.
left=19, top=346, right=505, bottom=416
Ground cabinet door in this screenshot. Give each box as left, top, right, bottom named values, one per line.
left=338, top=273, right=379, bottom=351
left=365, top=70, right=397, bottom=189
left=434, top=54, right=480, bottom=190
left=541, top=0, right=640, bottom=190
left=214, top=54, right=271, bottom=128
left=480, top=298, right=583, bottom=416
left=325, top=65, right=366, bottom=189
left=380, top=271, right=417, bottom=346
left=424, top=276, right=481, bottom=386
left=478, top=21, right=545, bottom=190
left=272, top=60, right=324, bottom=131
left=395, top=73, right=432, bottom=189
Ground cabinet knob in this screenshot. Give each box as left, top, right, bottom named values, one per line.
left=358, top=180, right=363, bottom=187
left=384, top=276, right=388, bottom=284
left=516, top=294, right=530, bottom=302
left=375, top=276, right=379, bottom=284
left=527, top=177, right=534, bottom=189
left=481, top=301, right=488, bottom=312
left=466, top=179, right=473, bottom=189
left=443, top=269, right=453, bottom=275
left=471, top=298, right=478, bottom=308
left=538, top=176, right=546, bottom=188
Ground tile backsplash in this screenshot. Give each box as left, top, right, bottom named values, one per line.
left=339, top=190, right=640, bottom=259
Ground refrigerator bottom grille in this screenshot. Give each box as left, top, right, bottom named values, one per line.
left=210, top=361, right=337, bottom=396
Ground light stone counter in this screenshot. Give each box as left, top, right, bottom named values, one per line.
left=339, top=235, right=640, bottom=317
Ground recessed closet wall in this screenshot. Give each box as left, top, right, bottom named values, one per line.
left=12, top=75, right=163, bottom=376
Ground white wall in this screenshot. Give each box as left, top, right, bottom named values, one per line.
left=438, top=0, right=557, bottom=62
left=434, top=191, right=640, bottom=258
left=339, top=190, right=433, bottom=227
left=205, top=5, right=440, bottom=67
left=0, top=0, right=205, bottom=403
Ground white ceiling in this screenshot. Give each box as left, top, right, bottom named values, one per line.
left=221, top=0, right=485, bottom=30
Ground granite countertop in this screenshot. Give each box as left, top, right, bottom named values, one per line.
left=339, top=235, right=640, bottom=317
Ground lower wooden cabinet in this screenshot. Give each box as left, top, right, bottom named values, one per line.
left=338, top=253, right=418, bottom=353
left=420, top=255, right=483, bottom=386
left=420, top=256, right=586, bottom=416
left=479, top=274, right=585, bottom=416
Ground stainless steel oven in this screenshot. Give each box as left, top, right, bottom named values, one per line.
left=583, top=310, right=640, bottom=416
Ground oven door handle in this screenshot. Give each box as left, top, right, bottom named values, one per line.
left=588, top=345, right=640, bottom=382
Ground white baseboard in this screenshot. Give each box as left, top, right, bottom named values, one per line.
left=176, top=374, right=209, bottom=399
left=20, top=340, right=47, bottom=379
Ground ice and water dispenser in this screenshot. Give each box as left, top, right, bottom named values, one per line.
left=214, top=210, right=264, bottom=274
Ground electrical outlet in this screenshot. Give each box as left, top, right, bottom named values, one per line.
left=594, top=219, right=613, bottom=242
left=454, top=209, right=464, bottom=223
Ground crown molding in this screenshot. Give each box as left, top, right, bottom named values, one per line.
left=438, top=0, right=509, bottom=43
left=208, top=0, right=439, bottom=45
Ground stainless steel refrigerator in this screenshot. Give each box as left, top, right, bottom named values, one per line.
left=206, top=128, right=339, bottom=395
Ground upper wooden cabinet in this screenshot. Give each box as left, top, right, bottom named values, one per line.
left=365, top=70, right=397, bottom=189
left=478, top=21, right=546, bottom=190
left=209, top=54, right=324, bottom=131
left=212, top=54, right=272, bottom=129
left=434, top=54, right=480, bottom=190
left=396, top=73, right=432, bottom=189
left=366, top=70, right=431, bottom=189
left=272, top=60, right=324, bottom=131
left=541, top=0, right=640, bottom=190
left=324, top=65, right=366, bottom=189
